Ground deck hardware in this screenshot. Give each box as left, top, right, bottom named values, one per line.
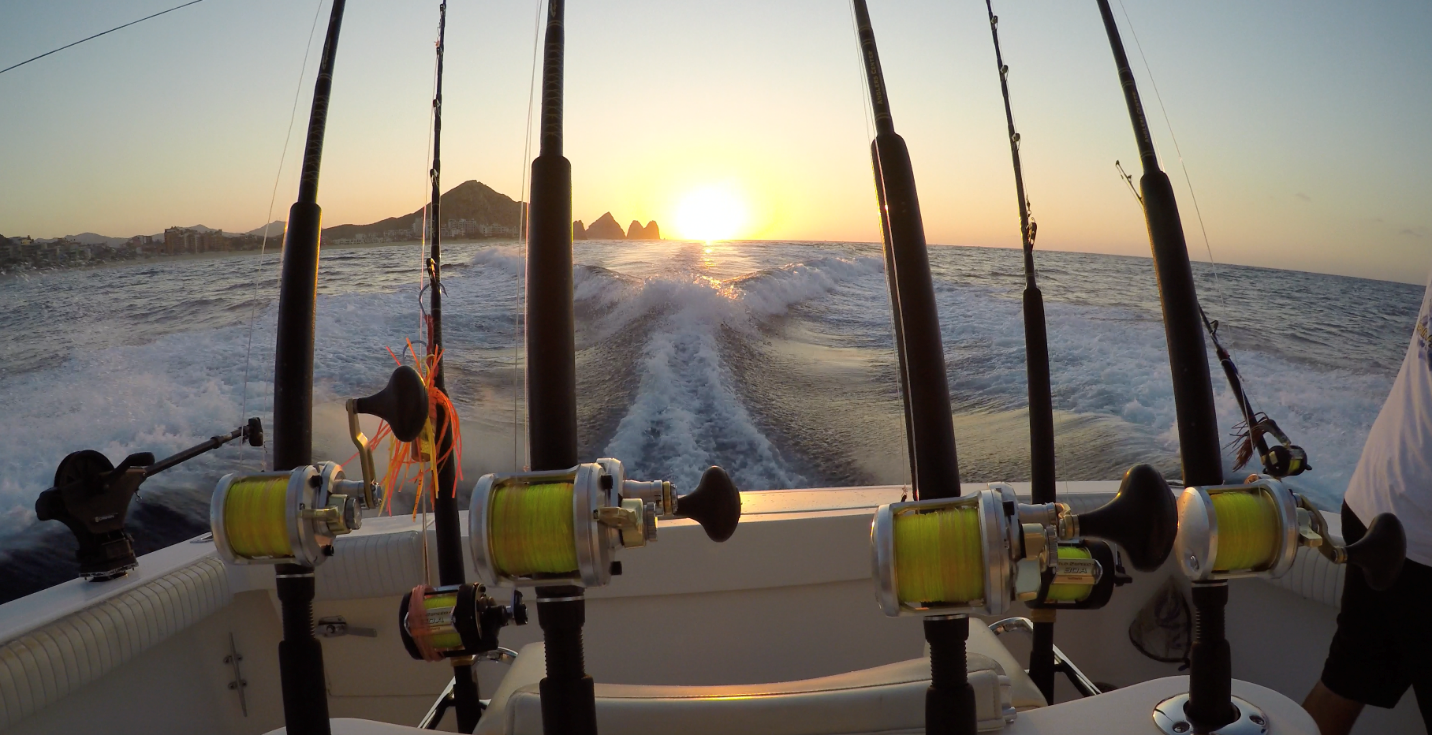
left=35, top=418, right=262, bottom=581
left=1153, top=692, right=1266, bottom=735
left=469, top=459, right=740, bottom=588
left=224, top=633, right=248, bottom=716
left=314, top=616, right=376, bottom=638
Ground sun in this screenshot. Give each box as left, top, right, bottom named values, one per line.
left=675, top=185, right=748, bottom=242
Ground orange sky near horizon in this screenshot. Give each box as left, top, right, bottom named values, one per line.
left=2, top=1, right=1430, bottom=283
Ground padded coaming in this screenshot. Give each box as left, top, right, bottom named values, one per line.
left=315, top=528, right=427, bottom=601
left=1265, top=546, right=1345, bottom=608
left=0, top=557, right=231, bottom=731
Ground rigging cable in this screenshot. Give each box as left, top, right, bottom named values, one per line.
left=514, top=0, right=546, bottom=472
left=845, top=0, right=909, bottom=492
left=240, top=0, right=328, bottom=471
left=982, top=0, right=1059, bottom=705
left=0, top=0, right=208, bottom=76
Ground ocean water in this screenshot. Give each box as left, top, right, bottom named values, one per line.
left=0, top=240, right=1419, bottom=603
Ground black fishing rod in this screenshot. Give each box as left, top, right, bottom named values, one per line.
left=421, top=2, right=482, bottom=730
left=851, top=3, right=971, bottom=734
left=1094, top=1, right=1233, bottom=731
left=981, top=1, right=1060, bottom=704
left=270, top=0, right=346, bottom=733
left=524, top=2, right=594, bottom=735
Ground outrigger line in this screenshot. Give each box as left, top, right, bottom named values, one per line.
left=981, top=0, right=1060, bottom=705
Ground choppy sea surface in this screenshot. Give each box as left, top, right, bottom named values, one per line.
left=0, top=240, right=1420, bottom=603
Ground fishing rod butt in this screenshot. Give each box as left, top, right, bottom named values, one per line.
left=923, top=616, right=978, bottom=735
left=276, top=565, right=332, bottom=735
left=1138, top=170, right=1222, bottom=487
left=872, top=131, right=960, bottom=498
left=1022, top=286, right=1057, bottom=504
left=525, top=154, right=577, bottom=472
left=536, top=589, right=597, bottom=735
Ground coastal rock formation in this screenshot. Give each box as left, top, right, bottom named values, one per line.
left=322, top=180, right=524, bottom=242
left=571, top=215, right=661, bottom=241
left=630, top=220, right=660, bottom=240
left=584, top=212, right=626, bottom=240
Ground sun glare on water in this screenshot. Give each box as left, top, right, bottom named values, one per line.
left=675, top=185, right=748, bottom=242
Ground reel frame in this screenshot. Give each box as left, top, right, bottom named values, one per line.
left=211, top=461, right=365, bottom=568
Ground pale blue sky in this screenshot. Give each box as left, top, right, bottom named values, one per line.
left=1, top=1, right=1429, bottom=282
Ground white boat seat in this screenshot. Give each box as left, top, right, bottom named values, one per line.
left=475, top=623, right=1044, bottom=735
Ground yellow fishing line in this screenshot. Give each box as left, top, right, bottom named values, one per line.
left=420, top=591, right=464, bottom=651
left=490, top=482, right=579, bottom=576
left=894, top=507, right=984, bottom=605
left=1211, top=491, right=1279, bottom=572
left=224, top=476, right=292, bottom=559
left=1045, top=545, right=1094, bottom=603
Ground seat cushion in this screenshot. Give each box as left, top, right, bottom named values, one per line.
left=477, top=625, right=1044, bottom=735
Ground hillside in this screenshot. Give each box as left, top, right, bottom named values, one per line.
left=322, top=180, right=524, bottom=241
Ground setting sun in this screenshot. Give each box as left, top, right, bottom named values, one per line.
left=674, top=185, right=748, bottom=242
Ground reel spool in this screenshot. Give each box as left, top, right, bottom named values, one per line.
left=1176, top=474, right=1406, bottom=590
left=398, top=584, right=528, bottom=662
left=211, top=462, right=364, bottom=567
left=871, top=463, right=1177, bottom=617
left=210, top=366, right=430, bottom=567
left=470, top=459, right=741, bottom=588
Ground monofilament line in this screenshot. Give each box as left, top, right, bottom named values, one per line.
left=514, top=0, right=545, bottom=472
left=0, top=0, right=207, bottom=76
left=1115, top=0, right=1224, bottom=311
left=240, top=0, right=327, bottom=470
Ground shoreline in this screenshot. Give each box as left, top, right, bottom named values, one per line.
left=0, top=237, right=523, bottom=278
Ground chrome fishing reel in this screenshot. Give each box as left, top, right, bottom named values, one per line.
left=210, top=366, right=430, bottom=567
left=1175, top=474, right=1405, bottom=589
left=398, top=583, right=528, bottom=662
left=469, top=459, right=741, bottom=588
left=871, top=464, right=1177, bottom=617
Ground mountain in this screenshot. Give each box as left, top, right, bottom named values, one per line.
left=322, top=180, right=523, bottom=241
left=626, top=220, right=660, bottom=240
left=68, top=233, right=129, bottom=247
left=582, top=212, right=626, bottom=240
left=246, top=221, right=286, bottom=238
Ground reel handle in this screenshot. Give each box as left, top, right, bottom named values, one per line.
left=1075, top=463, right=1177, bottom=572
left=674, top=466, right=741, bottom=542
left=1345, top=513, right=1405, bottom=592
left=353, top=366, right=430, bottom=442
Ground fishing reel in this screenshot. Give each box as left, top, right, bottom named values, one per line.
left=210, top=366, right=429, bottom=567
left=1175, top=474, right=1405, bottom=590
left=398, top=584, right=528, bottom=662
left=871, top=464, right=1176, bottom=617
left=469, top=459, right=741, bottom=588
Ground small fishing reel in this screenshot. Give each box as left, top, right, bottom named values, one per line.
left=210, top=366, right=429, bottom=567
left=469, top=459, right=741, bottom=588
left=871, top=464, right=1176, bottom=617
left=1175, top=475, right=1405, bottom=590
left=398, top=584, right=528, bottom=662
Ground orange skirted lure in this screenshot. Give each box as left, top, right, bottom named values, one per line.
left=344, top=338, right=463, bottom=517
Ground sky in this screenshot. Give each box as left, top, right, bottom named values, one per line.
left=1, top=1, right=1430, bottom=283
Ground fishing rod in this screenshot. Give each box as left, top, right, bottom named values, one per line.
left=270, top=1, right=347, bottom=733
left=1094, top=2, right=1238, bottom=731
left=420, top=1, right=484, bottom=730
left=524, top=2, right=596, bottom=735
left=1098, top=7, right=1409, bottom=733
left=850, top=3, right=971, bottom=734
left=981, top=1, right=1060, bottom=704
